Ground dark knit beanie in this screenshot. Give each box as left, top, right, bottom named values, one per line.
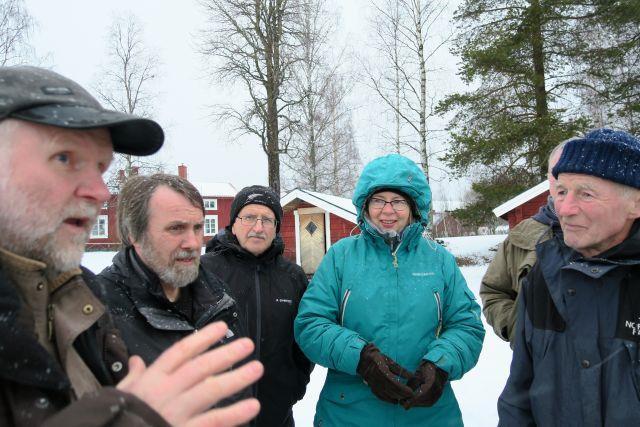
left=230, top=185, right=283, bottom=233
left=552, top=128, right=640, bottom=189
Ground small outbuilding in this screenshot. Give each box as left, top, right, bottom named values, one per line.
left=492, top=180, right=550, bottom=229
left=280, top=189, right=359, bottom=275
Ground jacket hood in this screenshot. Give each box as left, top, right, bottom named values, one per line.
left=353, top=154, right=431, bottom=226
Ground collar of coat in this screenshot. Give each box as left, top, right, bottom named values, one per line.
left=206, top=227, right=285, bottom=264
left=108, top=248, right=234, bottom=331
left=0, top=256, right=71, bottom=392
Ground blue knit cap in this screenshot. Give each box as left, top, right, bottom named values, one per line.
left=552, top=128, right=640, bottom=189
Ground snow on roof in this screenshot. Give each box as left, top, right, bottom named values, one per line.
left=492, top=180, right=549, bottom=219
left=191, top=182, right=237, bottom=198
left=280, top=189, right=357, bottom=223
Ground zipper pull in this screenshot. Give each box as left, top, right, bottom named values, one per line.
left=47, top=304, right=54, bottom=341
left=392, top=253, right=398, bottom=268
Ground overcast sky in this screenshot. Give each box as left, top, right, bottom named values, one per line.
left=24, top=0, right=466, bottom=200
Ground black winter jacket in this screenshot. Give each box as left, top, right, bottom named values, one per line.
left=203, top=229, right=313, bottom=427
left=96, top=248, right=243, bottom=365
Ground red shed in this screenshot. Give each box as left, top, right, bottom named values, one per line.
left=493, top=180, right=550, bottom=229
left=280, top=189, right=359, bottom=275
left=86, top=165, right=236, bottom=250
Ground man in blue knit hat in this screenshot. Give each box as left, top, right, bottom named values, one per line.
left=498, top=128, right=640, bottom=426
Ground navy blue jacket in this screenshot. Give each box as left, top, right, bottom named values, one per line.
left=498, top=224, right=640, bottom=426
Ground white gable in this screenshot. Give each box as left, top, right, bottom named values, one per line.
left=492, top=180, right=549, bottom=218
left=192, top=182, right=237, bottom=198
left=281, top=189, right=357, bottom=223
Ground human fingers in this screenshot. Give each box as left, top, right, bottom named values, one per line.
left=385, top=358, right=413, bottom=380
left=168, top=337, right=255, bottom=394
left=150, top=322, right=229, bottom=375
left=117, top=355, right=147, bottom=391
left=369, top=371, right=413, bottom=401
left=166, top=360, right=263, bottom=422
left=183, top=398, right=261, bottom=427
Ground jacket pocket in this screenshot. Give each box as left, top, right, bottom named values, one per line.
left=433, top=290, right=442, bottom=338
left=339, top=289, right=352, bottom=326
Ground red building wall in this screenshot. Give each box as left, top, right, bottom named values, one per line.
left=507, top=190, right=550, bottom=228
left=86, top=195, right=120, bottom=251
left=203, top=197, right=234, bottom=245
left=281, top=210, right=297, bottom=262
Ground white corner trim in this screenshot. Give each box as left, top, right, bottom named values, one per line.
left=325, top=211, right=331, bottom=251
left=294, top=209, right=301, bottom=266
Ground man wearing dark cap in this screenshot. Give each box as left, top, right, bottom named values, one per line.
left=498, top=128, right=640, bottom=426
left=202, top=185, right=312, bottom=427
left=0, top=66, right=262, bottom=426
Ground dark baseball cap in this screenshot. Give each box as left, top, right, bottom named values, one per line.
left=0, top=66, right=163, bottom=156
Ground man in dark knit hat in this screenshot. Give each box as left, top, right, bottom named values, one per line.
left=498, top=128, right=640, bottom=426
left=203, top=185, right=312, bottom=427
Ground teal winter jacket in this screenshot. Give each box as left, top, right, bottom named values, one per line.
left=294, top=154, right=485, bottom=427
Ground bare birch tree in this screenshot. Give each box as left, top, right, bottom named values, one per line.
left=0, top=0, right=34, bottom=66
left=94, top=13, right=164, bottom=190
left=283, top=0, right=360, bottom=196
left=363, top=0, right=449, bottom=181
left=200, top=0, right=306, bottom=194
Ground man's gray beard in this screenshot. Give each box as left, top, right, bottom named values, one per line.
left=0, top=172, right=96, bottom=272
left=137, top=240, right=200, bottom=289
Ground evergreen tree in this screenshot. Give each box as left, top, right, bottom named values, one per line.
left=439, top=0, right=595, bottom=224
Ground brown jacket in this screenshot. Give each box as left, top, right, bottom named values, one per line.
left=479, top=218, right=552, bottom=344
left=0, top=248, right=169, bottom=426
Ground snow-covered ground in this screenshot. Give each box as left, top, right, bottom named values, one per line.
left=82, top=233, right=510, bottom=426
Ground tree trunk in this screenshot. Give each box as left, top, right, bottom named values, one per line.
left=529, top=0, right=550, bottom=178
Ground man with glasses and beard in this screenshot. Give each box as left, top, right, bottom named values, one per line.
left=97, top=174, right=245, bottom=368
left=202, top=185, right=312, bottom=427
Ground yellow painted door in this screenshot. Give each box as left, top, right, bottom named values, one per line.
left=299, top=213, right=326, bottom=274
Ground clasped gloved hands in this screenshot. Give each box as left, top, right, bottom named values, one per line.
left=357, top=344, right=448, bottom=409
left=356, top=343, right=413, bottom=403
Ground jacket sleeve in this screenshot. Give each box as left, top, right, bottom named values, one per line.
left=479, top=237, right=519, bottom=343
left=42, top=387, right=170, bottom=427
left=291, top=269, right=313, bottom=401
left=424, top=252, right=485, bottom=381
left=294, top=245, right=367, bottom=375
left=497, top=278, right=535, bottom=426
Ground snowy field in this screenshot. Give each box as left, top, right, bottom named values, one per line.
left=83, top=234, right=510, bottom=426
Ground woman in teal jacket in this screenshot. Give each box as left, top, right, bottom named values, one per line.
left=294, top=154, right=484, bottom=427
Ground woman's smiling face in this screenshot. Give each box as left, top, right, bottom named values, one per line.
left=367, top=191, right=412, bottom=233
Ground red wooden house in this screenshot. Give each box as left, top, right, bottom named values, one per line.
left=492, top=180, right=550, bottom=229
left=86, top=165, right=237, bottom=250
left=280, top=189, right=359, bottom=275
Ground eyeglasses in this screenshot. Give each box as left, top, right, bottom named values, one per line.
left=369, top=197, right=409, bottom=212
left=236, top=215, right=277, bottom=229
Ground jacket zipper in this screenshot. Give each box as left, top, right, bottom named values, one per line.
left=433, top=290, right=442, bottom=338
left=340, top=289, right=351, bottom=326
left=392, top=240, right=403, bottom=268
left=253, top=265, right=262, bottom=402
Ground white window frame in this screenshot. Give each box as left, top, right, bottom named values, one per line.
left=203, top=198, right=218, bottom=210
left=204, top=215, right=218, bottom=236
left=91, top=215, right=109, bottom=238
